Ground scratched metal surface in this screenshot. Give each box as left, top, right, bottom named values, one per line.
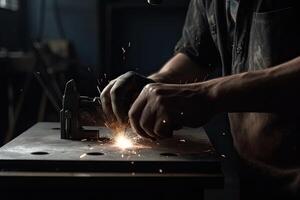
left=0, top=123, right=217, bottom=160
left=0, top=123, right=221, bottom=173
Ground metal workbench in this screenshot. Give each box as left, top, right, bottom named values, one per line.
left=0, top=122, right=223, bottom=199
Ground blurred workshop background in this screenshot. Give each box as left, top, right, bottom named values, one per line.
left=0, top=0, right=232, bottom=156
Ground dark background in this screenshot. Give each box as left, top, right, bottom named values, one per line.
left=0, top=2, right=237, bottom=198
left=0, top=0, right=191, bottom=144
left=0, top=0, right=233, bottom=159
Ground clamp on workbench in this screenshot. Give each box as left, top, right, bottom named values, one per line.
left=60, top=79, right=101, bottom=140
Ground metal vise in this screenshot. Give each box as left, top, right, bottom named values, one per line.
left=60, top=79, right=101, bottom=140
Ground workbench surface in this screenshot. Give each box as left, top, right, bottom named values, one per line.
left=0, top=123, right=224, bottom=199
left=0, top=122, right=221, bottom=170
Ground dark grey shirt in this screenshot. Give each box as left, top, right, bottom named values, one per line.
left=175, top=1, right=300, bottom=196
left=226, top=0, right=240, bottom=53
left=175, top=0, right=300, bottom=75
left=228, top=0, right=239, bottom=22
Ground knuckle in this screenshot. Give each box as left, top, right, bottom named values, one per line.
left=146, top=83, right=156, bottom=87
left=110, top=89, right=119, bottom=100
left=128, top=109, right=137, bottom=120
left=140, top=121, right=148, bottom=132
left=110, top=86, right=121, bottom=97
left=125, top=71, right=136, bottom=78
left=100, top=91, right=109, bottom=102
left=142, top=85, right=151, bottom=95
left=145, top=83, right=158, bottom=91
left=100, top=93, right=105, bottom=101
left=109, top=92, right=116, bottom=101
left=140, top=117, right=149, bottom=130
left=142, top=84, right=151, bottom=92
left=155, top=95, right=165, bottom=105
left=152, top=86, right=162, bottom=96
left=143, top=83, right=152, bottom=90
left=153, top=88, right=160, bottom=95
left=155, top=95, right=161, bottom=103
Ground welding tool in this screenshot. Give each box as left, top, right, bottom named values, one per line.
left=60, top=79, right=102, bottom=140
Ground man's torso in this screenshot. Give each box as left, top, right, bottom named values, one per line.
left=205, top=0, right=300, bottom=165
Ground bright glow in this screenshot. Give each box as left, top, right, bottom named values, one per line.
left=80, top=153, right=87, bottom=159
left=0, top=0, right=18, bottom=11
left=114, top=134, right=134, bottom=150
left=0, top=0, right=7, bottom=7
left=105, top=122, right=150, bottom=151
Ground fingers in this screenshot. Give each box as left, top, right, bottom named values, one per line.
left=129, top=96, right=154, bottom=139
left=102, top=77, right=184, bottom=140
left=100, top=75, right=133, bottom=124
left=153, top=114, right=173, bottom=139
left=128, top=84, right=183, bottom=139
left=140, top=105, right=174, bottom=139
left=100, top=71, right=151, bottom=125
left=110, top=80, right=130, bottom=124
left=100, top=80, right=117, bottom=123
left=129, top=100, right=176, bottom=139
left=139, top=105, right=157, bottom=138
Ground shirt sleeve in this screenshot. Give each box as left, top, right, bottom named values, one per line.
left=175, top=0, right=218, bottom=68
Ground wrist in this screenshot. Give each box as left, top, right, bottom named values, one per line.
left=147, top=74, right=161, bottom=83
left=199, top=79, right=225, bottom=114
left=148, top=73, right=174, bottom=84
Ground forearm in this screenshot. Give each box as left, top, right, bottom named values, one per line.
left=149, top=53, right=211, bottom=84
left=202, top=56, right=300, bottom=112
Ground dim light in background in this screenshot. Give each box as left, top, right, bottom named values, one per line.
left=0, top=0, right=18, bottom=11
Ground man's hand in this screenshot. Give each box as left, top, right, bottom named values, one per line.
left=100, top=71, right=154, bottom=124
left=129, top=83, right=216, bottom=139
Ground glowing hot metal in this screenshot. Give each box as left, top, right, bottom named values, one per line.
left=105, top=122, right=150, bottom=150
left=114, top=134, right=134, bottom=150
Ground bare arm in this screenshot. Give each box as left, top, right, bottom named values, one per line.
left=149, top=53, right=211, bottom=84
left=203, top=56, right=300, bottom=112
left=128, top=56, right=300, bottom=139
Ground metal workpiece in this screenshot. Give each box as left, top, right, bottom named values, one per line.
left=60, top=80, right=102, bottom=141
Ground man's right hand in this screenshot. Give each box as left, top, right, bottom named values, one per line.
left=100, top=71, right=154, bottom=125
